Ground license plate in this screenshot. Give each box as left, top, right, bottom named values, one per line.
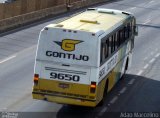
left=58, top=83, right=69, bottom=89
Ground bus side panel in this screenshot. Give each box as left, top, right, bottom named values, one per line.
left=114, top=59, right=124, bottom=82
left=119, top=40, right=132, bottom=78
left=38, top=79, right=90, bottom=95
left=106, top=55, right=127, bottom=93
left=96, top=75, right=107, bottom=104
left=99, top=40, right=131, bottom=95
left=108, top=70, right=116, bottom=92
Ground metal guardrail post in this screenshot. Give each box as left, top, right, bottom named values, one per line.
left=66, top=0, right=73, bottom=11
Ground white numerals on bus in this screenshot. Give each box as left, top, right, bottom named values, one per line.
left=50, top=72, right=80, bottom=82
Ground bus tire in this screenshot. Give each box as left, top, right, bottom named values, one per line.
left=124, top=58, right=129, bottom=74
left=98, top=79, right=108, bottom=106
left=121, top=58, right=129, bottom=80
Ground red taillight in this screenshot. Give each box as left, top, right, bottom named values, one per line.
left=91, top=84, right=96, bottom=88
left=34, top=74, right=39, bottom=85
left=90, top=81, right=96, bottom=93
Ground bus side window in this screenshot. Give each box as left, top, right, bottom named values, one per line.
left=115, top=33, right=118, bottom=50
left=124, top=27, right=126, bottom=41
left=123, top=28, right=125, bottom=42
left=130, top=21, right=132, bottom=36
left=103, top=42, right=106, bottom=61
left=111, top=35, right=115, bottom=53
left=125, top=25, right=128, bottom=40
left=114, top=34, right=116, bottom=51
left=123, top=27, right=125, bottom=41
left=132, top=19, right=135, bottom=34
left=101, top=40, right=108, bottom=64
left=117, top=31, right=121, bottom=47
left=105, top=39, right=109, bottom=58
left=127, top=23, right=130, bottom=38
left=100, top=43, right=103, bottom=64
left=109, top=37, right=112, bottom=56
left=120, top=29, right=123, bottom=45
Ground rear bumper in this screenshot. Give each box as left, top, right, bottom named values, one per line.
left=32, top=92, right=97, bottom=107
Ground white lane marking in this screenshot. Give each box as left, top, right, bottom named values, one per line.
left=150, top=52, right=154, bottom=55
left=1, top=108, right=7, bottom=111
left=143, top=19, right=151, bottom=24
left=155, top=48, right=158, bottom=52
left=155, top=53, right=160, bottom=58
left=137, top=70, right=143, bottom=75
left=149, top=58, right=156, bottom=63
left=130, top=7, right=136, bottom=10
left=22, top=100, right=40, bottom=111
left=110, top=96, right=118, bottom=104
left=149, top=0, right=154, bottom=4
left=128, top=79, right=135, bottom=85
left=98, top=107, right=108, bottom=116
left=119, top=87, right=127, bottom=94
left=143, top=64, right=149, bottom=69
left=0, top=55, right=16, bottom=64
left=127, top=70, right=131, bottom=74
left=143, top=56, right=148, bottom=61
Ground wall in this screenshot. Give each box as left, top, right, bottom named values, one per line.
left=0, top=0, right=110, bottom=32
left=0, top=0, right=66, bottom=20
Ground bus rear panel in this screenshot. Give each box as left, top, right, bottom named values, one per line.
left=32, top=27, right=100, bottom=107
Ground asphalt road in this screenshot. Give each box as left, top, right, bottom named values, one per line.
left=0, top=0, right=160, bottom=118
left=0, top=0, right=5, bottom=3
left=0, top=0, right=11, bottom=3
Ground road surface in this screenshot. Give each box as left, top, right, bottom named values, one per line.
left=0, top=0, right=160, bottom=118
left=0, top=0, right=5, bottom=3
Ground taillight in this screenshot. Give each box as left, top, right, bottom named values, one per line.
left=34, top=74, right=39, bottom=85
left=90, top=81, right=96, bottom=93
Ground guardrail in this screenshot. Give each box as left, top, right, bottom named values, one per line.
left=0, top=0, right=110, bottom=32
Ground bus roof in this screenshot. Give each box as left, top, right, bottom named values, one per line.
left=47, top=8, right=132, bottom=34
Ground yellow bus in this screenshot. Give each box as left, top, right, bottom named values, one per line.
left=32, top=8, right=138, bottom=107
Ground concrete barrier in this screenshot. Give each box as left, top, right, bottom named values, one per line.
left=70, top=0, right=109, bottom=10
left=0, top=0, right=110, bottom=33
left=0, top=4, right=67, bottom=32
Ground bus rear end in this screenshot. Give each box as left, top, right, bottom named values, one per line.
left=32, top=26, right=99, bottom=107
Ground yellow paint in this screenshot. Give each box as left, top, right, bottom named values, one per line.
left=32, top=59, right=124, bottom=107
left=32, top=93, right=97, bottom=107
left=47, top=10, right=127, bottom=33
left=61, top=39, right=82, bottom=52
left=33, top=78, right=97, bottom=107
left=96, top=76, right=107, bottom=103
left=37, top=79, right=90, bottom=98
left=80, top=19, right=98, bottom=24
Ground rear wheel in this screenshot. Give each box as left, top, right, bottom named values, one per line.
left=121, top=58, right=129, bottom=80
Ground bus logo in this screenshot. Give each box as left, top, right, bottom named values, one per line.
left=54, top=39, right=83, bottom=52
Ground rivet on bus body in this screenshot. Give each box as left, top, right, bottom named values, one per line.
left=44, top=97, right=48, bottom=101
left=44, top=27, right=49, bottom=30
left=68, top=30, right=72, bottom=32
left=81, top=99, right=85, bottom=102
left=63, top=29, right=66, bottom=32
left=74, top=31, right=77, bottom=33
left=92, top=33, right=95, bottom=36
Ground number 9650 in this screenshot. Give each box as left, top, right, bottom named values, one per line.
left=50, top=72, right=80, bottom=82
